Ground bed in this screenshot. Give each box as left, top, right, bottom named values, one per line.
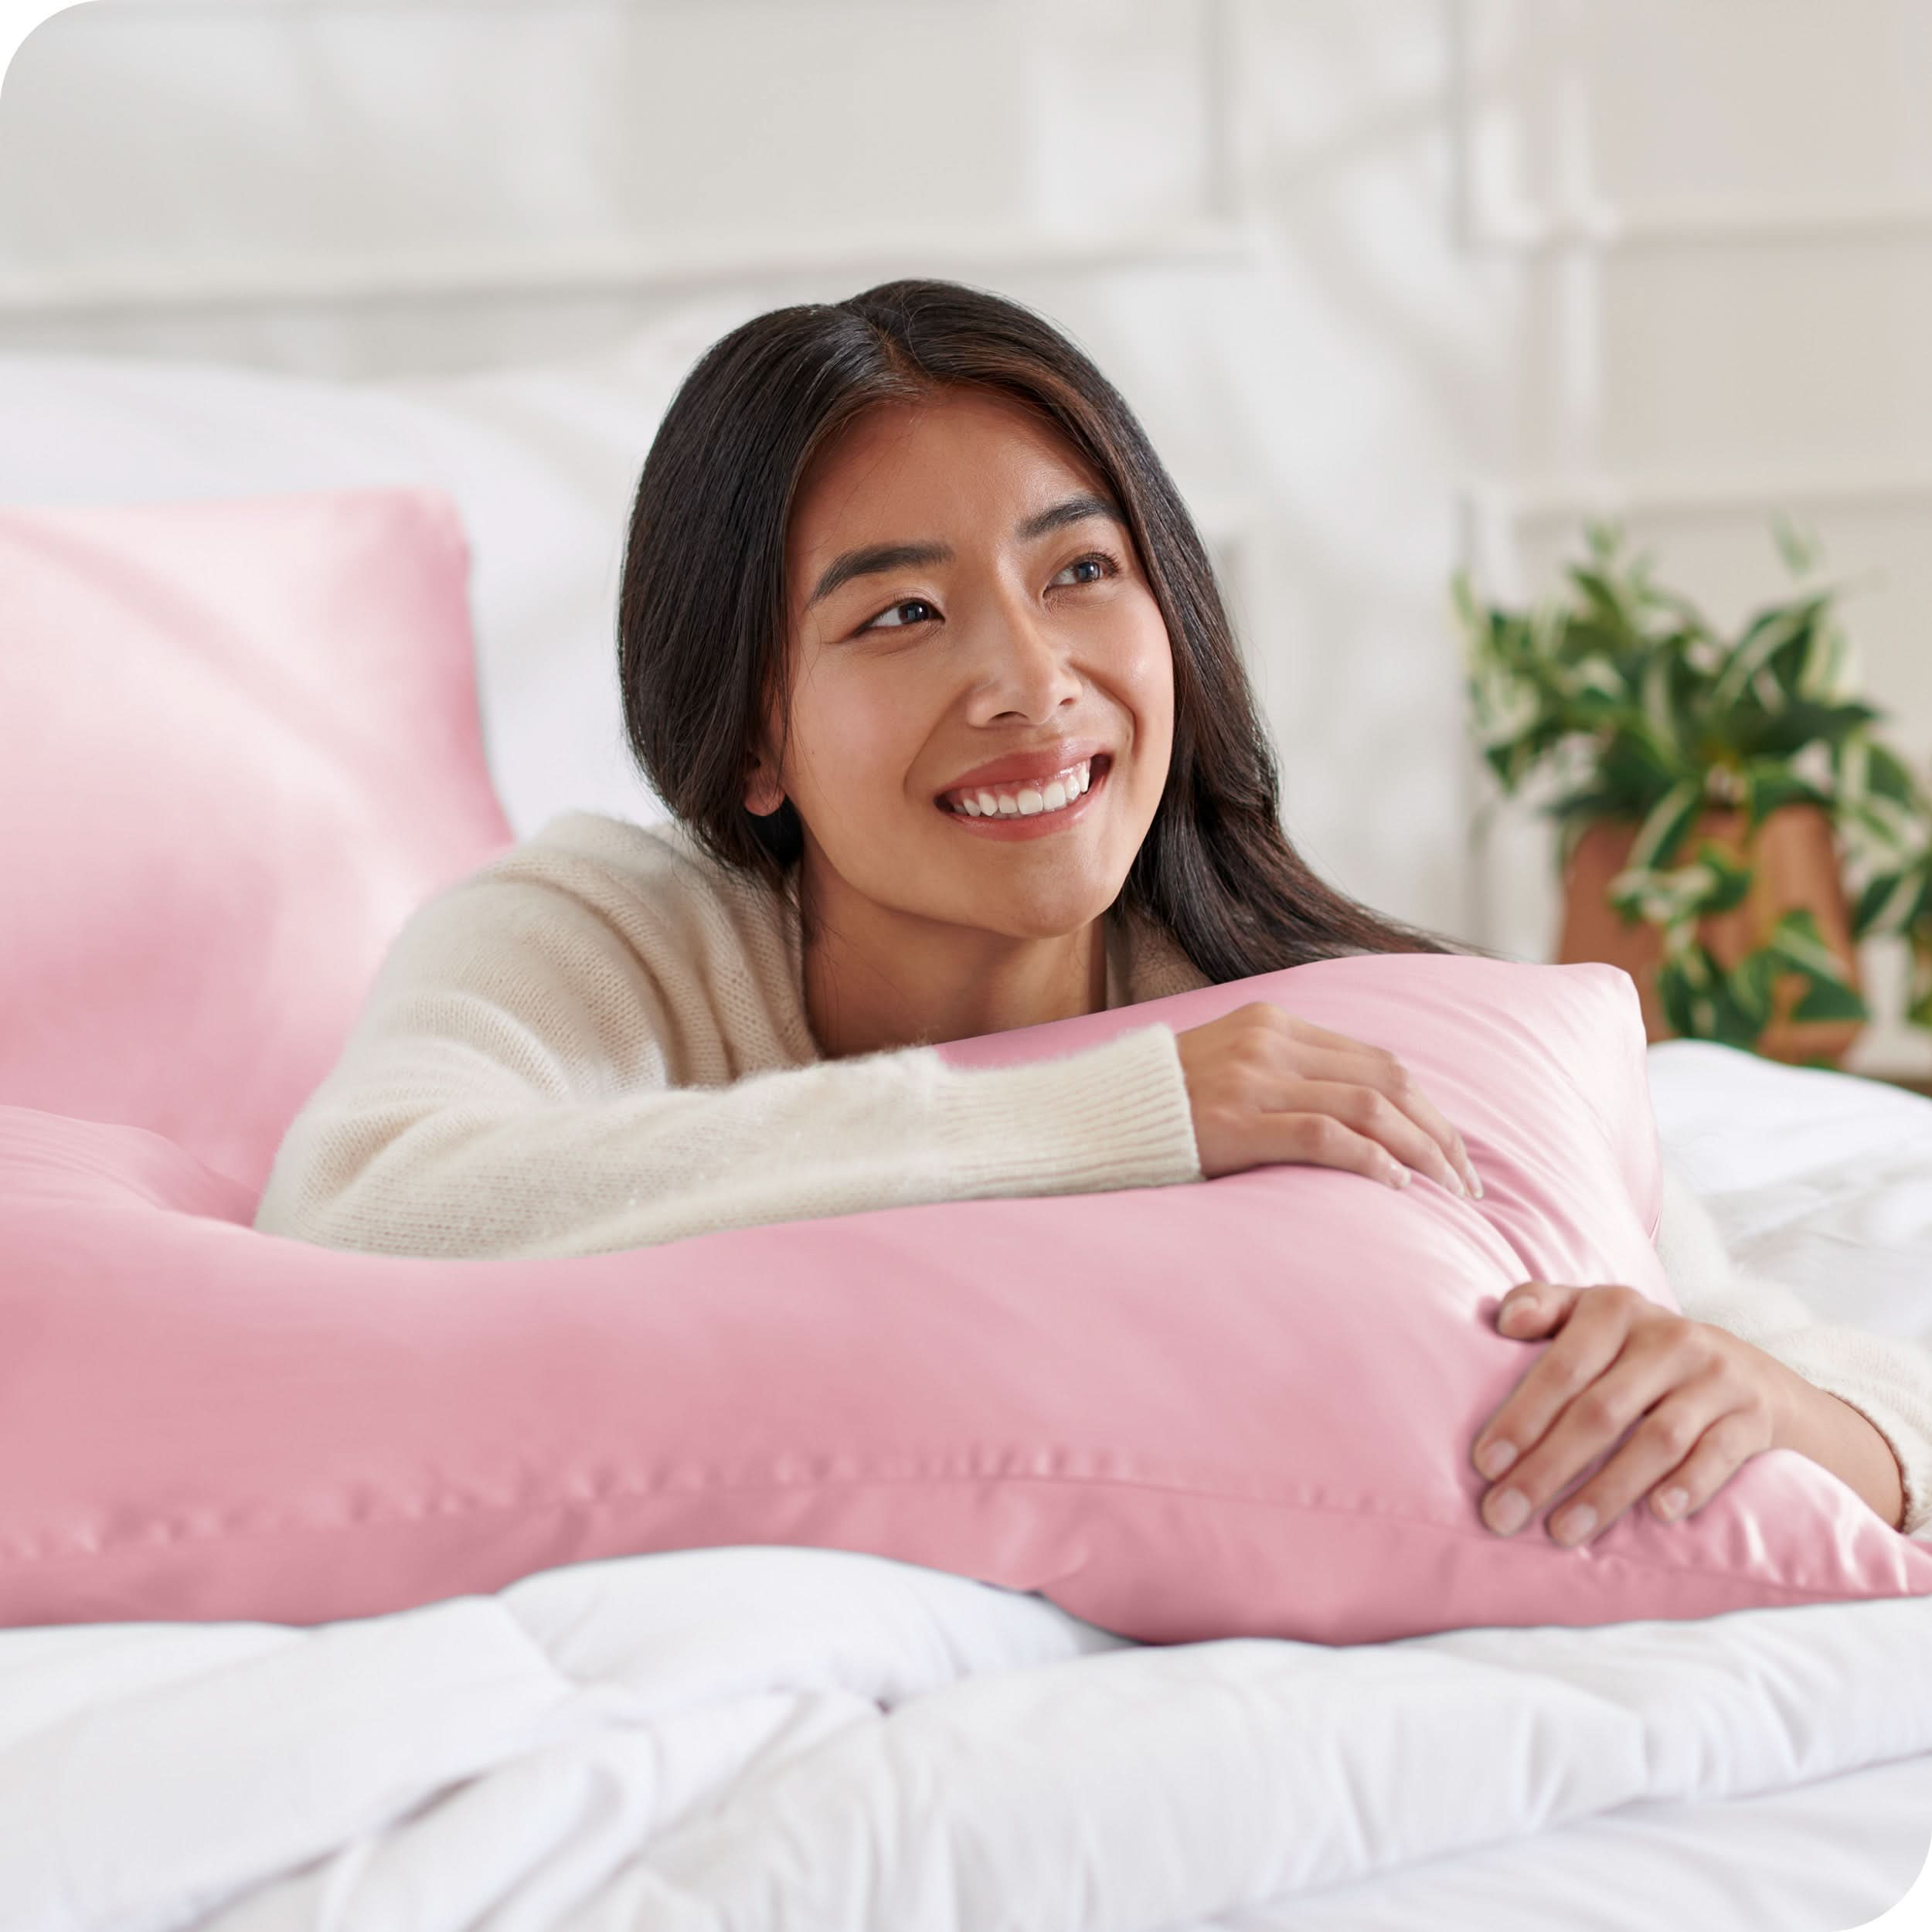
left=3, top=337, right=1931, bottom=1931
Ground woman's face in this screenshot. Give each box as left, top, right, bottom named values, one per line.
left=753, top=388, right=1175, bottom=946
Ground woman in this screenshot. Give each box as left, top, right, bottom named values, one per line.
left=254, top=277, right=1930, bottom=1546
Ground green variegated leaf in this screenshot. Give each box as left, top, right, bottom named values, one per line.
left=1733, top=699, right=1880, bottom=760
left=1864, top=740, right=1927, bottom=808
left=1561, top=654, right=1626, bottom=702
left=1851, top=869, right=1928, bottom=940
left=1728, top=946, right=1779, bottom=1025
left=1653, top=935, right=1750, bottom=1045
left=1547, top=789, right=1636, bottom=837
left=1843, top=793, right=1923, bottom=852
left=1906, top=927, right=1932, bottom=1030
left=1630, top=706, right=1691, bottom=770
left=1772, top=515, right=1823, bottom=580
left=1797, top=616, right=1856, bottom=703
left=1628, top=777, right=1703, bottom=873
left=1673, top=933, right=1716, bottom=981
left=1764, top=906, right=1854, bottom=986
left=1655, top=954, right=1698, bottom=1037
left=1607, top=866, right=1672, bottom=924
left=1468, top=658, right=1543, bottom=750
left=1685, top=840, right=1753, bottom=915
left=1740, top=759, right=1830, bottom=832
left=1832, top=810, right=1905, bottom=879
left=1795, top=617, right=1830, bottom=696
left=1597, top=736, right=1681, bottom=811
left=1707, top=602, right=1813, bottom=716
left=1791, top=974, right=1869, bottom=1024
left=1566, top=696, right=1631, bottom=740
left=1569, top=563, right=1648, bottom=645
left=1707, top=986, right=1767, bottom=1048
left=1606, top=859, right=1726, bottom=926
left=1839, top=738, right=1870, bottom=800
left=1835, top=732, right=1870, bottom=805
left=1638, top=648, right=1682, bottom=745
left=1527, top=595, right=1566, bottom=664
left=1559, top=614, right=1633, bottom=667
left=1665, top=861, right=1716, bottom=906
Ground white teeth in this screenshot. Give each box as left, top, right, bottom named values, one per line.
left=945, top=758, right=1096, bottom=819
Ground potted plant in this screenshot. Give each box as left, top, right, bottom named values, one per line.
left=1454, top=522, right=1932, bottom=1066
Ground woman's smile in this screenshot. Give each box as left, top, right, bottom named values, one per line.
left=935, top=753, right=1113, bottom=840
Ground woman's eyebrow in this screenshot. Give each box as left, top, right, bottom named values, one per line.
left=804, top=492, right=1124, bottom=611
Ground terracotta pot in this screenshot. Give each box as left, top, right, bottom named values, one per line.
left=1555, top=802, right=1865, bottom=1066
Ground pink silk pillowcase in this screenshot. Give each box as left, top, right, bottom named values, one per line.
left=4, top=952, right=1930, bottom=1640
left=0, top=488, right=515, bottom=1199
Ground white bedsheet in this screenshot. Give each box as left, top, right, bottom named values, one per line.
left=5, top=1041, right=1931, bottom=1932
left=1219, top=1752, right=1932, bottom=1931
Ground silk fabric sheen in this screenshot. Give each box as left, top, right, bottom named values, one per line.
left=0, top=488, right=515, bottom=1197
left=3, top=954, right=1929, bottom=1638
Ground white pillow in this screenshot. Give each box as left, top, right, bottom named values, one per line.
left=0, top=294, right=767, bottom=837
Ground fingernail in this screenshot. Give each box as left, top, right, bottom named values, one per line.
left=1553, top=1504, right=1597, bottom=1545
left=1447, top=1169, right=1467, bottom=1197
left=1485, top=1488, right=1529, bottom=1535
left=1656, top=1487, right=1689, bottom=1520
left=1477, top=1439, right=1517, bottom=1479
left=1388, top=1165, right=1411, bottom=1188
left=1470, top=1172, right=1485, bottom=1199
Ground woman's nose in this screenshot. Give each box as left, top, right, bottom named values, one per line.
left=968, top=604, right=1082, bottom=711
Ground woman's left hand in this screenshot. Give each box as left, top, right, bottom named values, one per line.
left=1471, top=1279, right=1794, bottom=1546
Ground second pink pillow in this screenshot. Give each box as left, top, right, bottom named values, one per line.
left=0, top=488, right=515, bottom=1197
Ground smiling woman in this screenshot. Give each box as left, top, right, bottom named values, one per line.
left=621, top=280, right=1471, bottom=1016
left=257, top=275, right=1491, bottom=1265
left=251, top=277, right=1932, bottom=1546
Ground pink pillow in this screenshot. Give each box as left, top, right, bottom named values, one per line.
left=0, top=488, right=515, bottom=1197
left=4, top=954, right=1928, bottom=1638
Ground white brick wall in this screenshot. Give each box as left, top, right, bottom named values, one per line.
left=4, top=0, right=1928, bottom=1070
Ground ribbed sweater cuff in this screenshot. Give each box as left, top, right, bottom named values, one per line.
left=1759, top=1328, right=1932, bottom=1540
left=930, top=1022, right=1202, bottom=1196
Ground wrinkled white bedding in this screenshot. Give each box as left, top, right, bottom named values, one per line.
left=5, top=1041, right=1932, bottom=1932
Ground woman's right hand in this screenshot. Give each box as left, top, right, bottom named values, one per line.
left=1172, top=1002, right=1482, bottom=1197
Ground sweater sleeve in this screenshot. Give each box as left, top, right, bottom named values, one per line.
left=252, top=862, right=1204, bottom=1262
left=1655, top=1158, right=1932, bottom=1541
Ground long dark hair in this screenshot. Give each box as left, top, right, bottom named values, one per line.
left=617, top=277, right=1490, bottom=981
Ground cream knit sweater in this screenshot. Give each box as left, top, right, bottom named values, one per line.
left=254, top=809, right=1932, bottom=1537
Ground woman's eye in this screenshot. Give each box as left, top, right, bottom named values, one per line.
left=859, top=597, right=937, bottom=634
left=1056, top=549, right=1121, bottom=587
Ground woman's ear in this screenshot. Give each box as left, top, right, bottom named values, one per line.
left=743, top=748, right=786, bottom=818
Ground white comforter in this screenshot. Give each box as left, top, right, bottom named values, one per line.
left=6, top=1041, right=1932, bottom=1932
